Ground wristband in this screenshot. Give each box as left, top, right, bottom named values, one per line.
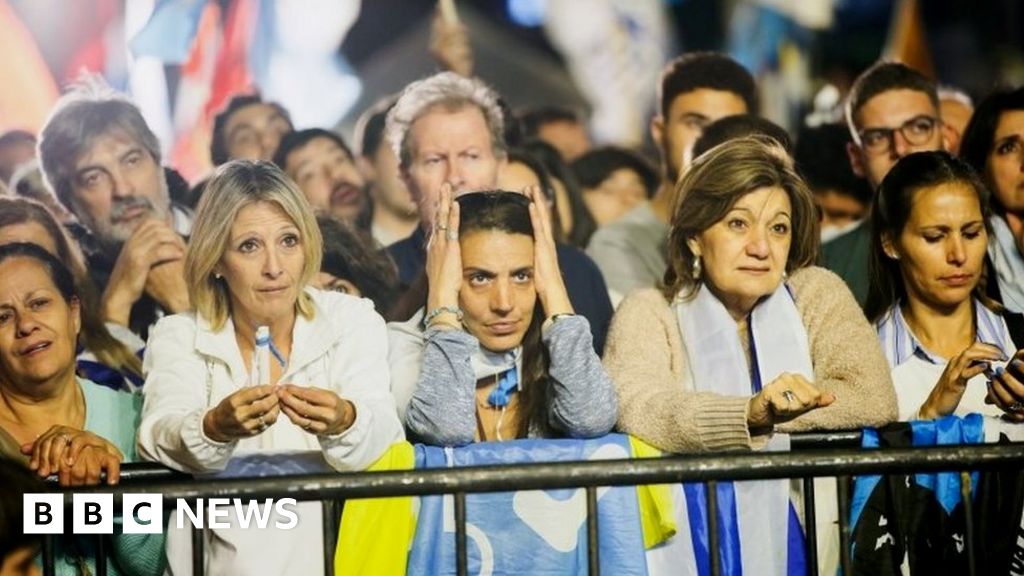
left=424, top=306, right=464, bottom=328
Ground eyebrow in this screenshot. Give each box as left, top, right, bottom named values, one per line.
left=918, top=220, right=985, bottom=230
left=728, top=206, right=792, bottom=219
left=463, top=265, right=534, bottom=275
left=993, top=133, right=1021, bottom=146
left=227, top=122, right=256, bottom=140
left=230, top=224, right=300, bottom=243
left=75, top=146, right=145, bottom=176
left=0, top=288, right=50, bottom=306
left=860, top=114, right=934, bottom=131
left=680, top=112, right=710, bottom=122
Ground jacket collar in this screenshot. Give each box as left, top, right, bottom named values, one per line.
left=193, top=288, right=343, bottom=379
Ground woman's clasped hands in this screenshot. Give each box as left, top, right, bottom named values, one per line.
left=21, top=426, right=124, bottom=486
left=203, top=384, right=356, bottom=442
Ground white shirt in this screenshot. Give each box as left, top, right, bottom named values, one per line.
left=138, top=288, right=404, bottom=576
left=875, top=299, right=1015, bottom=421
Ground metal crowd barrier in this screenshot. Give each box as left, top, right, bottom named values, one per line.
left=41, top=431, right=1024, bottom=576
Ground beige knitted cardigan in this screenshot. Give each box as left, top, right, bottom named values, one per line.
left=604, top=266, right=897, bottom=453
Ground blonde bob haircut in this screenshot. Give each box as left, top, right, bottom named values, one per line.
left=663, top=135, right=820, bottom=301
left=186, top=160, right=323, bottom=331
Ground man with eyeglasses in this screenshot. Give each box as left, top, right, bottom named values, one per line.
left=822, top=61, right=946, bottom=304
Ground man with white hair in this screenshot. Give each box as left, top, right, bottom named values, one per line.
left=38, top=80, right=192, bottom=340
left=386, top=72, right=612, bottom=352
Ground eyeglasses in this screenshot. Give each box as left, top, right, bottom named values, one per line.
left=856, top=115, right=940, bottom=155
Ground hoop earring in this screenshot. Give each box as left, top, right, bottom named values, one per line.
left=691, top=257, right=702, bottom=280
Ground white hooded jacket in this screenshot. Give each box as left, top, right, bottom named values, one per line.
left=138, top=287, right=403, bottom=576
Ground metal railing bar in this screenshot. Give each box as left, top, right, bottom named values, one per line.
left=960, top=471, right=976, bottom=576
left=42, top=534, right=54, bottom=576
left=191, top=501, right=204, bottom=576
left=706, top=481, right=721, bottom=576
left=836, top=475, right=851, bottom=576
left=56, top=444, right=1024, bottom=505
left=321, top=499, right=339, bottom=576
left=789, top=431, right=862, bottom=450
left=95, top=535, right=107, bottom=576
left=586, top=485, right=599, bottom=575
left=455, top=492, right=468, bottom=576
left=803, top=477, right=818, bottom=576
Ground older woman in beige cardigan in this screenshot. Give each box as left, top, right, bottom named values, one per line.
left=605, top=136, right=897, bottom=454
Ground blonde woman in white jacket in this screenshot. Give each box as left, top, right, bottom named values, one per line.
left=137, top=161, right=403, bottom=576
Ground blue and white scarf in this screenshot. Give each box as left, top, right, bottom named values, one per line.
left=669, top=283, right=811, bottom=576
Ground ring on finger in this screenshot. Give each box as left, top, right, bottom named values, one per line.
left=61, top=434, right=72, bottom=446
left=1010, top=401, right=1024, bottom=412
left=782, top=390, right=796, bottom=405
left=446, top=230, right=458, bottom=241
left=257, top=415, right=267, bottom=432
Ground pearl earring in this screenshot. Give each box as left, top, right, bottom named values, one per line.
left=691, top=258, right=702, bottom=279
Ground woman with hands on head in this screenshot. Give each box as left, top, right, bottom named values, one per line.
left=388, top=185, right=617, bottom=445
left=867, top=151, right=1024, bottom=421
left=605, top=136, right=896, bottom=455
left=137, top=160, right=403, bottom=576
left=0, top=242, right=165, bottom=575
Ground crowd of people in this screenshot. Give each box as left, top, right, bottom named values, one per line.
left=1, top=26, right=1024, bottom=576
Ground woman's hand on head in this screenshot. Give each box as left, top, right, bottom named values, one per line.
left=202, top=385, right=280, bottom=442
left=276, top=385, right=355, bottom=436
left=922, top=342, right=1006, bottom=419
left=426, top=183, right=463, bottom=315
left=746, top=373, right=835, bottom=429
left=985, top=349, right=1024, bottom=422
left=524, top=185, right=573, bottom=316
left=21, top=426, right=122, bottom=478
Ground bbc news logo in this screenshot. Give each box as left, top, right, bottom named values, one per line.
left=23, top=495, right=299, bottom=534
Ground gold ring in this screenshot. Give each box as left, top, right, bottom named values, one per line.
left=61, top=434, right=72, bottom=446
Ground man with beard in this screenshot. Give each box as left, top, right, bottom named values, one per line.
left=274, top=128, right=370, bottom=230
left=586, top=52, right=756, bottom=300
left=38, top=80, right=192, bottom=340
